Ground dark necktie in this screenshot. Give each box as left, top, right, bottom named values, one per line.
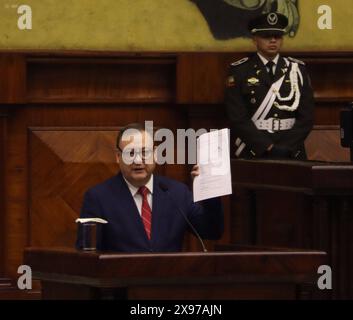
left=138, top=186, right=152, bottom=239
left=266, top=60, right=275, bottom=80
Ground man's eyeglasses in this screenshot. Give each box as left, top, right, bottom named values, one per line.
left=117, top=147, right=154, bottom=161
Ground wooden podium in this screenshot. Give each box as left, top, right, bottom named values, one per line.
left=231, top=159, right=353, bottom=299
left=24, top=247, right=326, bottom=300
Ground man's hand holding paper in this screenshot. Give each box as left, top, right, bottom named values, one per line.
left=193, top=129, right=232, bottom=202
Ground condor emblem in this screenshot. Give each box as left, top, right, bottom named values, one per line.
left=267, top=13, right=278, bottom=25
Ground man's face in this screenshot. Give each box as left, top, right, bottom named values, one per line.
left=116, top=130, right=156, bottom=187
left=253, top=34, right=283, bottom=59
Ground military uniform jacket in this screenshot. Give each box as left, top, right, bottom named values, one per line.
left=225, top=54, right=314, bottom=159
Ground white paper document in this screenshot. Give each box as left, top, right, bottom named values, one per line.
left=193, top=129, right=232, bottom=202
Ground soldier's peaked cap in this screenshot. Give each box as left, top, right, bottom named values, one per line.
left=248, top=12, right=288, bottom=36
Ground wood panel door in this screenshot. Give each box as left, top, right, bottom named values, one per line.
left=29, top=128, right=119, bottom=248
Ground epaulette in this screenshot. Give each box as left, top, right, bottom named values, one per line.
left=231, top=57, right=249, bottom=67
left=288, top=57, right=305, bottom=66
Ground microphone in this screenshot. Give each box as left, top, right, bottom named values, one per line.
left=159, top=182, right=208, bottom=253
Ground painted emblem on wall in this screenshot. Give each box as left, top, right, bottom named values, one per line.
left=190, top=0, right=299, bottom=39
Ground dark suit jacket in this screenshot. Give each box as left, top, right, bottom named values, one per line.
left=225, top=54, right=314, bottom=160
left=76, top=173, right=224, bottom=252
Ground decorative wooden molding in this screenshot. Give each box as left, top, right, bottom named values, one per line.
left=0, top=54, right=26, bottom=104
left=26, top=56, right=176, bottom=104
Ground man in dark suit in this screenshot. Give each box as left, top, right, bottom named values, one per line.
left=225, top=12, right=314, bottom=160
left=76, top=123, right=224, bottom=252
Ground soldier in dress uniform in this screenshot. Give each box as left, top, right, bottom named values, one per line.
left=225, top=12, right=314, bottom=159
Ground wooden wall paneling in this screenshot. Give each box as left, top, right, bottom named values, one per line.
left=305, top=57, right=353, bottom=102
left=229, top=188, right=256, bottom=245
left=2, top=50, right=353, bottom=283
left=255, top=190, right=300, bottom=248
left=27, top=56, right=176, bottom=104
left=337, top=199, right=352, bottom=299
left=254, top=191, right=321, bottom=250
left=0, top=53, right=26, bottom=280
left=177, top=53, right=245, bottom=104
left=313, top=102, right=346, bottom=126
left=305, top=126, right=350, bottom=162
left=176, top=54, right=194, bottom=104
left=219, top=196, right=232, bottom=245
left=315, top=197, right=353, bottom=299
left=230, top=159, right=353, bottom=298
left=4, top=106, right=29, bottom=278
left=186, top=104, right=229, bottom=130
left=311, top=195, right=353, bottom=299
left=0, top=54, right=26, bottom=104
left=189, top=53, right=226, bottom=103
left=0, top=109, right=8, bottom=277
left=342, top=199, right=353, bottom=299
left=29, top=128, right=119, bottom=248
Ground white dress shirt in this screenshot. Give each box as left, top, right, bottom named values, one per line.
left=123, top=175, right=153, bottom=216
left=257, top=52, right=280, bottom=75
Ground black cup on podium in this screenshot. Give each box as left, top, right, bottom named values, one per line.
left=76, top=218, right=107, bottom=251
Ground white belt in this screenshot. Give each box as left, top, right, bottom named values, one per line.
left=254, top=118, right=295, bottom=131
